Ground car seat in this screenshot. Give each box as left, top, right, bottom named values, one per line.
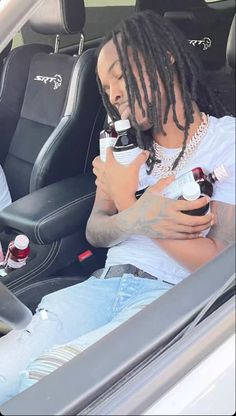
left=136, top=0, right=235, bottom=115
left=0, top=0, right=107, bottom=320
left=12, top=7, right=236, bottom=315
left=0, top=41, right=12, bottom=75
left=0, top=0, right=105, bottom=202
left=205, top=13, right=235, bottom=116
left=227, top=14, right=235, bottom=72
left=226, top=13, right=235, bottom=114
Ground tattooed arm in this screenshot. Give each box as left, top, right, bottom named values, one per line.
left=86, top=182, right=213, bottom=247
left=156, top=201, right=235, bottom=271
left=86, top=187, right=128, bottom=248
left=87, top=151, right=213, bottom=247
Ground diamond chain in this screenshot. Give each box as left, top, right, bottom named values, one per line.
left=152, top=113, right=209, bottom=178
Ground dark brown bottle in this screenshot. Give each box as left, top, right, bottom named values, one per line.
left=100, top=115, right=117, bottom=139
left=113, top=119, right=150, bottom=197
left=99, top=115, right=117, bottom=161
left=191, top=167, right=205, bottom=181
left=163, top=167, right=206, bottom=199
left=179, top=182, right=209, bottom=216
left=197, top=164, right=229, bottom=198
left=163, top=165, right=228, bottom=200
left=199, top=179, right=213, bottom=198
left=113, top=119, right=137, bottom=152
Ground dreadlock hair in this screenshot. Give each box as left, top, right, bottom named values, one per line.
left=96, top=10, right=231, bottom=172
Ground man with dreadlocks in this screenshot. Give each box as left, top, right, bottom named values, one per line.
left=0, top=11, right=235, bottom=403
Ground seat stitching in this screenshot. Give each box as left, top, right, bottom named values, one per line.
left=35, top=192, right=95, bottom=244
left=7, top=241, right=61, bottom=289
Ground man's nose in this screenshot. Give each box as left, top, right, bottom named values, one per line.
left=109, top=84, right=122, bottom=106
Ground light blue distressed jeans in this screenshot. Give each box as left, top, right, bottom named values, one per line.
left=0, top=274, right=172, bottom=405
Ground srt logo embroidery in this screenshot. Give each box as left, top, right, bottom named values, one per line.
left=188, top=37, right=212, bottom=51
left=34, top=74, right=63, bottom=90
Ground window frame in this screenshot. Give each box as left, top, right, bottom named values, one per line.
left=1, top=244, right=235, bottom=415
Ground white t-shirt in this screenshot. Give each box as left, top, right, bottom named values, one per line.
left=0, top=165, right=11, bottom=211
left=105, top=115, right=235, bottom=284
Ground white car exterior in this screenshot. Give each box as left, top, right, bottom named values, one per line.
left=145, top=334, right=235, bottom=415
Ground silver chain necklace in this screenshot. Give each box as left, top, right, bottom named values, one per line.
left=152, top=112, right=209, bottom=178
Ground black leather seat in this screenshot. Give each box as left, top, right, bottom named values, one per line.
left=205, top=13, right=235, bottom=116
left=0, top=41, right=12, bottom=75
left=0, top=0, right=106, bottom=315
left=227, top=14, right=235, bottom=72
left=136, top=0, right=235, bottom=116
left=12, top=8, right=236, bottom=314
left=0, top=0, right=104, bottom=202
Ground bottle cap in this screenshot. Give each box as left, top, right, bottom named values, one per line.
left=213, top=164, right=229, bottom=182
left=114, top=119, right=131, bottom=132
left=182, top=182, right=201, bottom=201
left=14, top=234, right=29, bottom=250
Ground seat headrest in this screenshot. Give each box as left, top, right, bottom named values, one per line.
left=226, top=14, right=235, bottom=70
left=30, top=0, right=85, bottom=35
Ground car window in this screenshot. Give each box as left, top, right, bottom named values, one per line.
left=84, top=0, right=136, bottom=40
left=11, top=31, right=24, bottom=49
left=11, top=0, right=136, bottom=51
left=205, top=0, right=227, bottom=2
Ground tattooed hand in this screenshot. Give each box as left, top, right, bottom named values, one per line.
left=117, top=177, right=214, bottom=240
left=92, top=147, right=149, bottom=210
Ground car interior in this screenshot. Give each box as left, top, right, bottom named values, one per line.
left=0, top=1, right=235, bottom=414
left=136, top=0, right=235, bottom=115
left=0, top=0, right=108, bottom=319
left=0, top=0, right=235, bottom=333
left=0, top=40, right=12, bottom=75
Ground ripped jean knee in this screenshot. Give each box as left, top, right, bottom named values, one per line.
left=0, top=309, right=63, bottom=405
